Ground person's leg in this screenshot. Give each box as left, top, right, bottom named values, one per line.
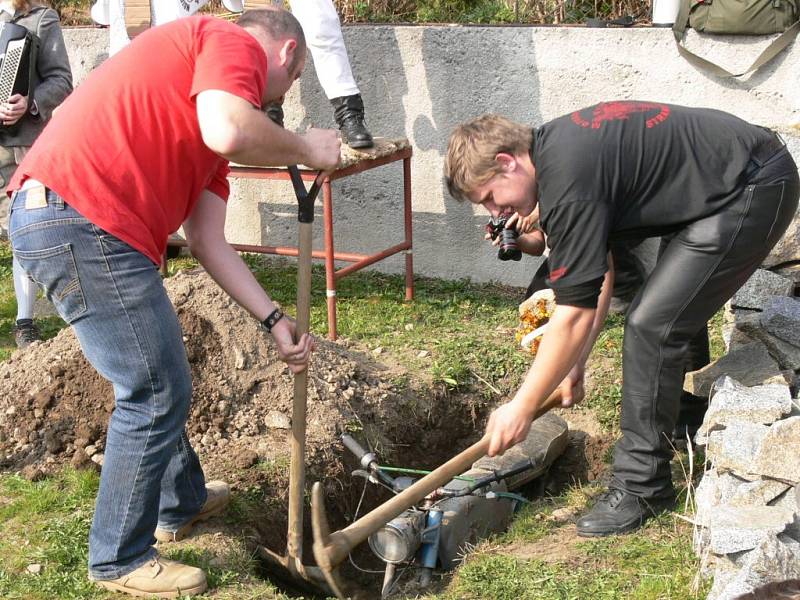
left=13, top=257, right=36, bottom=321
left=653, top=236, right=711, bottom=444
left=578, top=152, right=799, bottom=536
left=9, top=190, right=207, bottom=581
left=290, top=0, right=358, bottom=99
left=289, top=0, right=374, bottom=147
left=12, top=256, right=41, bottom=347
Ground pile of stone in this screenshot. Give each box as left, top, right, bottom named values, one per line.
left=686, top=267, right=800, bottom=599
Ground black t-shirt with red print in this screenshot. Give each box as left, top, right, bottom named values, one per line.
left=531, top=101, right=776, bottom=305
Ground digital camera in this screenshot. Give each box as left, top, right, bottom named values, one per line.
left=486, top=216, right=522, bottom=261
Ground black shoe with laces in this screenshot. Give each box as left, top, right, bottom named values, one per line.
left=576, top=487, right=675, bottom=537
left=14, top=319, right=41, bottom=349
left=331, top=94, right=373, bottom=149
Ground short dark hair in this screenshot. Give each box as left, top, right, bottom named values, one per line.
left=237, top=8, right=307, bottom=70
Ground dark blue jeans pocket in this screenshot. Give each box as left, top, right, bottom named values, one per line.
left=13, top=243, right=87, bottom=323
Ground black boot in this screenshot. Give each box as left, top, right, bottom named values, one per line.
left=331, top=94, right=373, bottom=149
left=264, top=102, right=284, bottom=127
left=14, top=319, right=41, bottom=349
left=575, top=487, right=675, bottom=537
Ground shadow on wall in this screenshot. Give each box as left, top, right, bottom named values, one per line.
left=255, top=26, right=416, bottom=275
left=265, top=25, right=547, bottom=288
left=418, top=25, right=545, bottom=287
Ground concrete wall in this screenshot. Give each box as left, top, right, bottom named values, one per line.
left=63, top=25, right=800, bottom=287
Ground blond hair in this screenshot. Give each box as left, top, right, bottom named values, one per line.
left=444, top=114, right=533, bottom=202
left=13, top=0, right=40, bottom=11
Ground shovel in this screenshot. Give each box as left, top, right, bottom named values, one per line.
left=310, top=388, right=567, bottom=599
left=257, top=163, right=333, bottom=596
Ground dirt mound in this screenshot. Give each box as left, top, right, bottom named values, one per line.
left=0, top=269, right=477, bottom=488
left=0, top=268, right=616, bottom=596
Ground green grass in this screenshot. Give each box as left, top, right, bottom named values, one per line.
left=433, top=479, right=708, bottom=599
left=0, top=243, right=716, bottom=599
left=53, top=0, right=650, bottom=27
left=440, top=526, right=703, bottom=600
left=0, top=469, right=102, bottom=600
left=242, top=253, right=530, bottom=394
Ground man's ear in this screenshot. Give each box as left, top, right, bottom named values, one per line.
left=494, top=152, right=517, bottom=173
left=278, top=38, right=298, bottom=68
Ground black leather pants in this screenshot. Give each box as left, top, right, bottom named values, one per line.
left=612, top=145, right=800, bottom=498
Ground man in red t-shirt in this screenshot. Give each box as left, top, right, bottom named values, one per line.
left=7, top=9, right=340, bottom=598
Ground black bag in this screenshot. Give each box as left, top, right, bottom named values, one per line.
left=673, top=0, right=800, bottom=77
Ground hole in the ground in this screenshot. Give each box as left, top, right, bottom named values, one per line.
left=0, top=270, right=612, bottom=598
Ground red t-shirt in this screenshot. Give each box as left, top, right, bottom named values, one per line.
left=9, top=16, right=267, bottom=265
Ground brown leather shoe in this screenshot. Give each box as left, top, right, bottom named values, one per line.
left=154, top=480, right=230, bottom=543
left=94, top=555, right=207, bottom=598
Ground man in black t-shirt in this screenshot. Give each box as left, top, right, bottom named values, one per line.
left=445, top=102, right=799, bottom=537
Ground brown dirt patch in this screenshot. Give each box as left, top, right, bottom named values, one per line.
left=505, top=527, right=586, bottom=566
left=546, top=407, right=616, bottom=493
left=0, top=268, right=615, bottom=596
left=0, top=269, right=486, bottom=578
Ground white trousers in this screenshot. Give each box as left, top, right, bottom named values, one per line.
left=106, top=0, right=360, bottom=99
left=287, top=0, right=359, bottom=99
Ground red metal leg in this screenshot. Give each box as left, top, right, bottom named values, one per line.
left=403, top=156, right=414, bottom=301
left=227, top=146, right=414, bottom=339
left=323, top=178, right=337, bottom=340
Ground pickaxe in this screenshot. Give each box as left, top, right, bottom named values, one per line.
left=310, top=388, right=567, bottom=599
left=257, top=162, right=334, bottom=596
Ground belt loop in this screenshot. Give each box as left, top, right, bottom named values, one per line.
left=48, top=189, right=65, bottom=210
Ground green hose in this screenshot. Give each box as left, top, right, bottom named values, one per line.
left=378, top=465, right=476, bottom=483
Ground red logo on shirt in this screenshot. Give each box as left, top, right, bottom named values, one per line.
left=550, top=266, right=568, bottom=281
left=571, top=101, right=670, bottom=129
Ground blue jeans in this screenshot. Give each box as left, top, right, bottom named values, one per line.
left=9, top=189, right=207, bottom=580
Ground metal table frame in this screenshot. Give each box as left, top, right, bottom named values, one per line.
left=169, top=145, right=414, bottom=340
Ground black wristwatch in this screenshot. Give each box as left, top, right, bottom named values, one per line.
left=260, top=308, right=284, bottom=333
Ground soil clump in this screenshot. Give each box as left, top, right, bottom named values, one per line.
left=0, top=268, right=612, bottom=595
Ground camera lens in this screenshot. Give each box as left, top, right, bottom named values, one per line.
left=497, top=227, right=522, bottom=261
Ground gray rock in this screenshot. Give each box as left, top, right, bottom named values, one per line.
left=774, top=264, right=800, bottom=283
left=695, top=471, right=742, bottom=527
left=751, top=417, right=800, bottom=484
left=695, top=377, right=792, bottom=442
left=709, top=506, right=795, bottom=553
left=727, top=327, right=756, bottom=353
left=731, top=270, right=793, bottom=310
left=761, top=296, right=800, bottom=347
left=684, top=343, right=785, bottom=397
left=736, top=312, right=800, bottom=370
left=729, top=479, right=792, bottom=508
left=768, top=486, right=800, bottom=542
left=711, top=535, right=800, bottom=600
left=705, top=553, right=744, bottom=599
left=264, top=411, right=291, bottom=430
left=474, top=412, right=569, bottom=485
left=764, top=212, right=800, bottom=268
left=706, top=421, right=769, bottom=476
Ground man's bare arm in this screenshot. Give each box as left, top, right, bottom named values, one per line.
left=196, top=89, right=340, bottom=171
left=182, top=190, right=313, bottom=373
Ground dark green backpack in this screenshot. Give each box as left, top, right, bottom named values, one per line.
left=673, top=0, right=800, bottom=76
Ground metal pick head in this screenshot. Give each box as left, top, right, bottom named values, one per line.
left=311, top=482, right=350, bottom=599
